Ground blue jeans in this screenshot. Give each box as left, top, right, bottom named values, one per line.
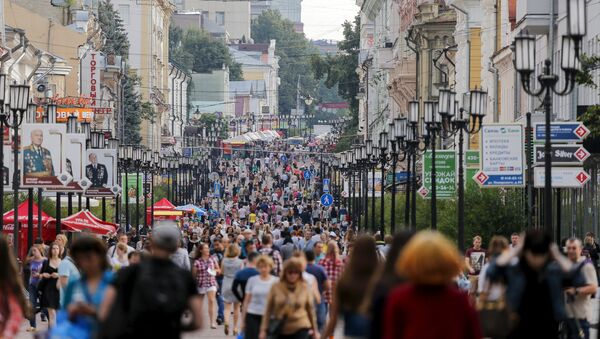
left=565, top=318, right=590, bottom=339
left=28, top=283, right=39, bottom=328
left=216, top=277, right=224, bottom=320
left=315, top=301, right=327, bottom=331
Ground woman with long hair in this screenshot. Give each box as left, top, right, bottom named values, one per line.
left=54, top=234, right=68, bottom=259
left=383, top=231, right=482, bottom=339
left=318, top=241, right=343, bottom=311
left=363, top=231, right=413, bottom=339
left=62, top=236, right=113, bottom=337
left=242, top=255, right=278, bottom=339
left=261, top=258, right=319, bottom=339
left=221, top=244, right=244, bottom=335
left=39, top=242, right=62, bottom=327
left=192, top=242, right=220, bottom=329
left=0, top=236, right=29, bottom=338
left=27, top=244, right=46, bottom=332
left=323, top=236, right=379, bottom=339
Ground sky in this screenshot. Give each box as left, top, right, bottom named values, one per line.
left=302, top=0, right=360, bottom=41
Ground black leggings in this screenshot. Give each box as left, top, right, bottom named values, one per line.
left=245, top=313, right=263, bottom=339
left=278, top=329, right=311, bottom=339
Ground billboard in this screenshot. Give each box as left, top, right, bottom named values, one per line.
left=21, top=124, right=67, bottom=188
left=50, top=133, right=87, bottom=192
left=84, top=149, right=118, bottom=197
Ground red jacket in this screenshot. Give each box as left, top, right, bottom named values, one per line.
left=384, top=284, right=482, bottom=339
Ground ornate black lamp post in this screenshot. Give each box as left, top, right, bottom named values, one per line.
left=388, top=118, right=408, bottom=234
left=513, top=2, right=585, bottom=238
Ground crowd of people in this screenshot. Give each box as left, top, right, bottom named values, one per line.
left=0, top=143, right=599, bottom=339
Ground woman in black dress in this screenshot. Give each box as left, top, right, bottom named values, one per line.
left=39, top=243, right=61, bottom=327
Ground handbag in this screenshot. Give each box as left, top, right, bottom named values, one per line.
left=476, top=281, right=512, bottom=338
left=266, top=316, right=287, bottom=339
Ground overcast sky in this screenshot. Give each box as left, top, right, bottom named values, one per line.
left=302, top=0, right=359, bottom=41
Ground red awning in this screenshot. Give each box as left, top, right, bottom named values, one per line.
left=146, top=198, right=176, bottom=212
left=45, top=210, right=117, bottom=235
left=3, top=202, right=55, bottom=225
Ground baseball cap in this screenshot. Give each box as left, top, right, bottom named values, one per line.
left=329, top=231, right=337, bottom=238
left=151, top=220, right=181, bottom=253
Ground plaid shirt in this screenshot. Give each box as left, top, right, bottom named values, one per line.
left=194, top=257, right=218, bottom=288
left=318, top=257, right=344, bottom=304
left=259, top=246, right=283, bottom=276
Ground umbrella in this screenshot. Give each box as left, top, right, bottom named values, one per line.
left=175, top=204, right=207, bottom=216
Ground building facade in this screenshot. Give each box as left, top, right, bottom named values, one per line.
left=178, top=0, right=251, bottom=41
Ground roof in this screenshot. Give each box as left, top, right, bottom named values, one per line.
left=228, top=47, right=266, bottom=67
left=229, top=80, right=266, bottom=97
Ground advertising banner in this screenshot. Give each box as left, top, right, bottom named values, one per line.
left=47, top=133, right=86, bottom=192
left=84, top=149, right=118, bottom=197
left=81, top=51, right=102, bottom=108
left=21, top=124, right=67, bottom=188
left=422, top=150, right=456, bottom=199
left=474, top=124, right=525, bottom=187
left=121, top=173, right=142, bottom=203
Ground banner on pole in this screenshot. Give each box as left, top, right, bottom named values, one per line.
left=422, top=150, right=456, bottom=199
left=474, top=124, right=525, bottom=187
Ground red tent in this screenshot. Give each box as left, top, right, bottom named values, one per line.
left=45, top=210, right=117, bottom=235
left=3, top=202, right=55, bottom=225
left=146, top=198, right=181, bottom=222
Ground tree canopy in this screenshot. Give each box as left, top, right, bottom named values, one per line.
left=169, top=25, right=242, bottom=80
left=252, top=10, right=319, bottom=115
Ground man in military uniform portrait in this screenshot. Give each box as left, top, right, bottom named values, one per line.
left=23, top=129, right=54, bottom=177
left=86, top=152, right=108, bottom=188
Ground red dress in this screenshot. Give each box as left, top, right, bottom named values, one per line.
left=384, top=284, right=482, bottom=339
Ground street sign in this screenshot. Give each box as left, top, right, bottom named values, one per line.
left=183, top=147, right=192, bottom=157
left=466, top=150, right=480, bottom=187
left=534, top=122, right=590, bottom=142
left=478, top=124, right=525, bottom=187
left=534, top=145, right=591, bottom=165
left=304, top=170, right=312, bottom=180
left=320, top=193, right=334, bottom=207
left=533, top=167, right=591, bottom=188
left=422, top=150, right=456, bottom=199
left=280, top=155, right=287, bottom=163
left=323, top=178, right=330, bottom=193
left=386, top=171, right=410, bottom=185
left=417, top=186, right=430, bottom=198
left=209, top=172, right=219, bottom=181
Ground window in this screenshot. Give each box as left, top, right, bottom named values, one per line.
left=118, top=4, right=130, bottom=26
left=216, top=12, right=225, bottom=26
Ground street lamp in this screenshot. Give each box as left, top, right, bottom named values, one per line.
left=4, top=82, right=30, bottom=254
left=0, top=74, right=6, bottom=234
left=378, top=132, right=389, bottom=236
left=422, top=100, right=442, bottom=229
left=438, top=88, right=486, bottom=251
left=389, top=118, right=407, bottom=234
left=513, top=7, right=584, bottom=238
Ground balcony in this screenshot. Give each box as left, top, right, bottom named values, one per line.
left=515, top=0, right=552, bottom=35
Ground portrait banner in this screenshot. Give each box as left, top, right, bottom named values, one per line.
left=21, top=124, right=67, bottom=188
left=84, top=149, right=117, bottom=197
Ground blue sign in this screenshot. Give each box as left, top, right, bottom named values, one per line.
left=534, top=123, right=590, bottom=142
left=386, top=171, right=410, bottom=185
left=214, top=182, right=221, bottom=198
left=323, top=178, right=330, bottom=193
left=474, top=171, right=524, bottom=187
left=280, top=155, right=287, bottom=163
left=304, top=170, right=312, bottom=180
left=320, top=193, right=334, bottom=207
left=183, top=147, right=192, bottom=157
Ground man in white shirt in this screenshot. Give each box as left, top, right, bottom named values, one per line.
left=107, top=233, right=135, bottom=260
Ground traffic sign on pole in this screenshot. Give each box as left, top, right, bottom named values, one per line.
left=533, top=167, right=591, bottom=188
left=534, top=145, right=591, bottom=165
left=477, top=124, right=525, bottom=187
left=417, top=186, right=430, bottom=198
left=323, top=178, right=330, bottom=193
left=280, top=155, right=287, bottom=163
left=320, top=193, right=334, bottom=207
left=214, top=182, right=221, bottom=198
left=303, top=170, right=312, bottom=180
left=534, top=122, right=590, bottom=142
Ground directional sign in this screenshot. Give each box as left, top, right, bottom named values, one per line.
left=478, top=124, right=525, bottom=187
left=534, top=122, right=590, bottom=142
left=304, top=170, right=312, bottom=180
left=533, top=167, right=591, bottom=188
left=320, top=193, right=334, bottom=207
left=323, top=178, right=330, bottom=193
left=214, top=182, right=221, bottom=198
left=534, top=145, right=591, bottom=165
left=280, top=155, right=287, bottom=163
left=422, top=150, right=456, bottom=199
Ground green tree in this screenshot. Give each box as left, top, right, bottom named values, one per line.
left=98, top=0, right=142, bottom=144
left=169, top=25, right=242, bottom=81
left=252, top=10, right=319, bottom=115
left=576, top=54, right=600, bottom=138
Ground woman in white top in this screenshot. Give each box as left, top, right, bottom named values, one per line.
left=242, top=255, right=278, bottom=339
left=221, top=244, right=244, bottom=336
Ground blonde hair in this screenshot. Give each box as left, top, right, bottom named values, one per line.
left=225, top=244, right=241, bottom=258
left=256, top=255, right=274, bottom=270
left=397, top=231, right=463, bottom=286
left=56, top=234, right=68, bottom=247
left=116, top=243, right=128, bottom=252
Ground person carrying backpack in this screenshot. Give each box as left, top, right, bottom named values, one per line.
left=98, top=221, right=203, bottom=339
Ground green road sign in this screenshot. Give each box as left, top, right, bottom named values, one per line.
left=422, top=150, right=456, bottom=199
left=466, top=150, right=480, bottom=187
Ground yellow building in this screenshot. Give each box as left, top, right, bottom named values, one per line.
left=113, top=0, right=175, bottom=150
